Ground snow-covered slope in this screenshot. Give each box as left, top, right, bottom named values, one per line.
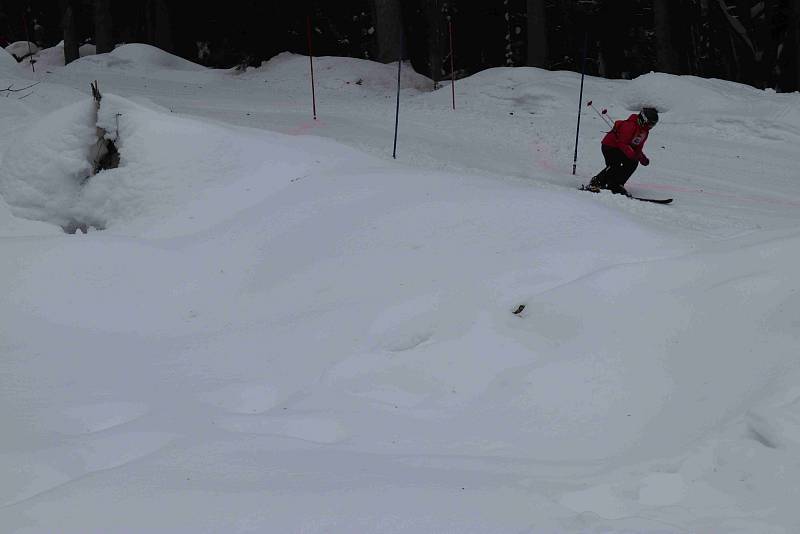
left=2, top=45, right=800, bottom=533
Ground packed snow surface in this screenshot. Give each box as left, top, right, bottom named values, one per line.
left=2, top=43, right=800, bottom=533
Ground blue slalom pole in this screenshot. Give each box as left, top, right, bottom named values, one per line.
left=392, top=33, right=403, bottom=159
left=572, top=33, right=588, bottom=175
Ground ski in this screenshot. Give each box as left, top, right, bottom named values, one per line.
left=579, top=185, right=672, bottom=205
left=631, top=196, right=672, bottom=204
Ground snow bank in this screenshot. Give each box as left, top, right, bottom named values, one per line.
left=432, top=67, right=800, bottom=146
left=4, top=41, right=39, bottom=59
left=13, top=42, right=199, bottom=72
left=0, top=195, right=60, bottom=236
left=440, top=66, right=583, bottom=117
left=0, top=46, right=20, bottom=69
left=0, top=91, right=365, bottom=234
left=86, top=94, right=353, bottom=234
left=30, top=41, right=97, bottom=68
left=0, top=99, right=97, bottom=229
left=75, top=43, right=206, bottom=72
left=621, top=72, right=751, bottom=113
left=621, top=72, right=800, bottom=142
left=250, top=52, right=432, bottom=93
left=0, top=50, right=24, bottom=83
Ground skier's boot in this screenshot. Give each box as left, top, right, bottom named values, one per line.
left=607, top=183, right=629, bottom=196
left=587, top=173, right=605, bottom=193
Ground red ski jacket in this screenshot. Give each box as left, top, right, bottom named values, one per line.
left=602, top=114, right=649, bottom=161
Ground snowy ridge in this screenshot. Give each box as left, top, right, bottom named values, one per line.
left=1, top=44, right=800, bottom=532
left=245, top=52, right=433, bottom=93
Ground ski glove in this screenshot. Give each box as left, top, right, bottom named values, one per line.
left=639, top=154, right=650, bottom=166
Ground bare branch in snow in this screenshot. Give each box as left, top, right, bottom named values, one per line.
left=0, top=81, right=41, bottom=97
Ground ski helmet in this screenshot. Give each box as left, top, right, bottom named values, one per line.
left=638, top=107, right=659, bottom=127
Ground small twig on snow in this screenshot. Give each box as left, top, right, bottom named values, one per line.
left=0, top=81, right=41, bottom=97
left=1, top=81, right=41, bottom=93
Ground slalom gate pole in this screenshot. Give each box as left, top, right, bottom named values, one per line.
left=306, top=15, right=317, bottom=120
left=22, top=12, right=35, bottom=73
left=572, top=32, right=588, bottom=175
left=449, top=20, right=455, bottom=110
left=392, top=34, right=402, bottom=159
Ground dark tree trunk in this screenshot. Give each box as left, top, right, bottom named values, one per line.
left=734, top=0, right=752, bottom=25
left=752, top=0, right=776, bottom=87
left=734, top=0, right=757, bottom=84
left=372, top=0, right=404, bottom=63
left=653, top=0, right=680, bottom=73
left=526, top=0, right=548, bottom=67
left=597, top=1, right=625, bottom=78
left=154, top=0, right=173, bottom=52
left=59, top=0, right=79, bottom=64
left=685, top=0, right=706, bottom=76
left=791, top=0, right=800, bottom=90
left=426, top=0, right=442, bottom=87
left=94, top=0, right=113, bottom=54
left=146, top=0, right=173, bottom=52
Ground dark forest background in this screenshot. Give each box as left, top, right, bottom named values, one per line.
left=1, top=1, right=800, bottom=91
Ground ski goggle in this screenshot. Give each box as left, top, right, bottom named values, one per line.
left=638, top=113, right=657, bottom=128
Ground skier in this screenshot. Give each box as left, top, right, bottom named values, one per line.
left=588, top=107, right=658, bottom=196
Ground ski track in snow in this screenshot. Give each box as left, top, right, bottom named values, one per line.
left=0, top=431, right=175, bottom=508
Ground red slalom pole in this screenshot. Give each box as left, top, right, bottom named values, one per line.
left=449, top=20, right=455, bottom=110
left=306, top=15, right=317, bottom=120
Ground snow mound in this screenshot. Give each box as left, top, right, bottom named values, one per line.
left=32, top=41, right=97, bottom=68
left=0, top=46, right=21, bottom=68
left=75, top=43, right=206, bottom=72
left=250, top=52, right=432, bottom=92
left=0, top=99, right=97, bottom=230
left=442, top=66, right=581, bottom=115
left=616, top=72, right=800, bottom=141
left=0, top=48, right=23, bottom=79
left=437, top=66, right=800, bottom=144
left=0, top=195, right=60, bottom=236
left=623, top=71, right=785, bottom=114
left=0, top=92, right=360, bottom=234
left=4, top=41, right=39, bottom=59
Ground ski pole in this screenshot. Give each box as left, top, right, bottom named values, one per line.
left=586, top=100, right=613, bottom=128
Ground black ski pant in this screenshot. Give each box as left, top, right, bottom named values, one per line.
left=591, top=145, right=638, bottom=193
